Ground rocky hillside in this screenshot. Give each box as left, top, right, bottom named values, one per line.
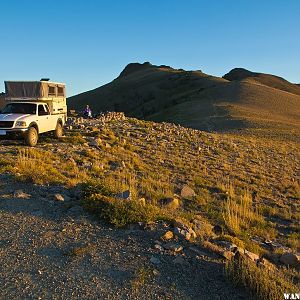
left=67, top=63, right=300, bottom=136
left=0, top=113, right=299, bottom=299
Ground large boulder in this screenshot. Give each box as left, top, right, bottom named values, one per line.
left=244, top=250, right=259, bottom=262
left=115, top=190, right=131, bottom=200
left=280, top=252, right=300, bottom=268
left=161, top=231, right=174, bottom=241
left=163, top=243, right=183, bottom=252
left=257, top=258, right=276, bottom=272
left=180, top=185, right=196, bottom=199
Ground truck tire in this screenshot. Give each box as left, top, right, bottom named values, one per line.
left=54, top=122, right=63, bottom=139
left=25, top=127, right=38, bottom=147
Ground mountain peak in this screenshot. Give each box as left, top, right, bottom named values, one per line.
left=118, top=62, right=153, bottom=78
left=223, top=68, right=258, bottom=81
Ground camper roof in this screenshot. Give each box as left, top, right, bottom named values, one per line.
left=5, top=81, right=66, bottom=98
left=5, top=81, right=65, bottom=86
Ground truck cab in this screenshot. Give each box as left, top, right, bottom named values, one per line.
left=0, top=80, right=67, bottom=146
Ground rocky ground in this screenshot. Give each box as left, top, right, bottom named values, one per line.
left=0, top=113, right=299, bottom=299
left=0, top=174, right=252, bottom=299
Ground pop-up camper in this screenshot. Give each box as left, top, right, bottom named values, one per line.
left=0, top=80, right=67, bottom=146
left=4, top=80, right=67, bottom=115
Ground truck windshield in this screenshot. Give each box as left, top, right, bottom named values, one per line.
left=0, top=103, right=36, bottom=114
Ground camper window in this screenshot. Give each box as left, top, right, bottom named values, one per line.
left=48, top=86, right=56, bottom=96
left=57, top=86, right=64, bottom=96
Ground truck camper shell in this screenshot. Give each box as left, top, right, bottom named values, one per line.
left=4, top=80, right=67, bottom=115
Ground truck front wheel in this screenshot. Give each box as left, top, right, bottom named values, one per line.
left=25, top=127, right=38, bottom=147
left=54, top=122, right=63, bottom=139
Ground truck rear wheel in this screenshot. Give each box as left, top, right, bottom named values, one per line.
left=54, top=122, right=63, bottom=139
left=25, top=127, right=38, bottom=147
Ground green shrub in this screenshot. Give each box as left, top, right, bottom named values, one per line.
left=81, top=180, right=114, bottom=198
left=83, top=195, right=159, bottom=227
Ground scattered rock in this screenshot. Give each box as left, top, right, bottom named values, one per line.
left=212, top=225, right=223, bottom=235
left=96, top=111, right=126, bottom=122
left=115, top=190, right=131, bottom=200
left=222, top=251, right=235, bottom=260
left=264, top=239, right=291, bottom=252
left=243, top=250, right=259, bottom=262
left=174, top=226, right=197, bottom=241
left=54, top=193, right=65, bottom=202
left=214, top=240, right=239, bottom=253
left=90, top=126, right=100, bottom=132
left=67, top=157, right=77, bottom=166
left=173, top=256, right=189, bottom=265
left=280, top=252, right=300, bottom=267
left=138, top=198, right=146, bottom=206
left=163, top=243, right=183, bottom=252
left=143, top=221, right=157, bottom=231
left=13, top=190, right=30, bottom=199
left=257, top=257, right=276, bottom=271
left=150, top=256, right=161, bottom=265
left=161, top=231, right=174, bottom=241
left=154, top=244, right=164, bottom=252
left=108, top=161, right=123, bottom=170
left=89, top=138, right=102, bottom=147
left=180, top=185, right=196, bottom=199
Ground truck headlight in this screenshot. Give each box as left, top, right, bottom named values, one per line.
left=15, top=121, right=27, bottom=127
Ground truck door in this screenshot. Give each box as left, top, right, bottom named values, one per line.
left=45, top=104, right=57, bottom=130
left=37, top=104, right=51, bottom=133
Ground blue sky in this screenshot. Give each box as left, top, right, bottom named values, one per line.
left=0, top=0, right=299, bottom=96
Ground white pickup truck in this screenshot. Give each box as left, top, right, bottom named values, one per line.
left=0, top=80, right=67, bottom=146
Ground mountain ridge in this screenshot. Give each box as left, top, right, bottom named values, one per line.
left=67, top=62, right=300, bottom=136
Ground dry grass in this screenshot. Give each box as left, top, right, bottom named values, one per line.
left=15, top=148, right=86, bottom=186
left=225, top=255, right=299, bottom=300
left=223, top=189, right=264, bottom=235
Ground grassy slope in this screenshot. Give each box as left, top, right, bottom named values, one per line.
left=150, top=81, right=300, bottom=138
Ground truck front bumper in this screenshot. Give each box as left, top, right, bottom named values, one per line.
left=0, top=128, right=28, bottom=137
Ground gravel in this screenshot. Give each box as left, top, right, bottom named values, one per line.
left=0, top=174, right=252, bottom=299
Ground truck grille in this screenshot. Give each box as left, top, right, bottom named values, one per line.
left=0, top=121, right=14, bottom=128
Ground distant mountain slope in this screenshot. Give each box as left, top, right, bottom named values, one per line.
left=223, top=68, right=300, bottom=96
left=150, top=80, right=300, bottom=131
left=68, top=62, right=228, bottom=118
left=68, top=63, right=300, bottom=135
